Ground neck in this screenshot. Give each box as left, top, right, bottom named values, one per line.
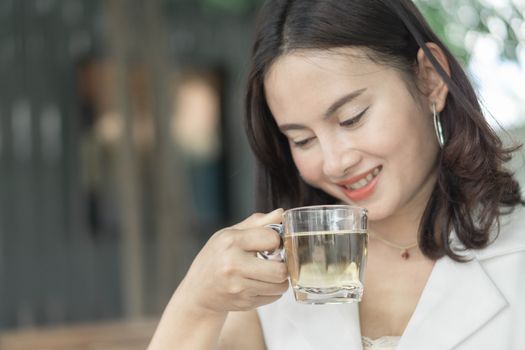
left=369, top=212, right=421, bottom=246
left=368, top=170, right=437, bottom=246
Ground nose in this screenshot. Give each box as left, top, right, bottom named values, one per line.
left=321, top=137, right=362, bottom=180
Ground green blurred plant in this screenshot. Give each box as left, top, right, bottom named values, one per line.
left=163, top=0, right=262, bottom=15
left=415, top=0, right=524, bottom=64
left=200, top=0, right=260, bottom=14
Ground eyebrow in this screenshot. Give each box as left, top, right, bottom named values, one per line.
left=278, top=88, right=367, bottom=132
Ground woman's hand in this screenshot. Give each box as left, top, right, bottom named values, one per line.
left=178, top=208, right=289, bottom=315
left=148, top=209, right=287, bottom=350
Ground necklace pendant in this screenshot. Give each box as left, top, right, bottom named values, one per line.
left=401, top=250, right=410, bottom=260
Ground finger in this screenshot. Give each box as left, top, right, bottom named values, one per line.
left=253, top=294, right=284, bottom=305
left=233, top=208, right=284, bottom=230
left=242, top=258, right=288, bottom=283
left=234, top=227, right=281, bottom=252
left=251, top=295, right=284, bottom=308
left=244, top=279, right=290, bottom=297
left=235, top=295, right=283, bottom=310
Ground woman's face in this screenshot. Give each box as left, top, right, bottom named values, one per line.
left=264, top=48, right=440, bottom=222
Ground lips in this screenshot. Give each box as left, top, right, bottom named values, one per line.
left=337, top=166, right=382, bottom=202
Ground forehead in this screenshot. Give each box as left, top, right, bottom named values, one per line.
left=265, top=48, right=380, bottom=87
left=263, top=48, right=399, bottom=120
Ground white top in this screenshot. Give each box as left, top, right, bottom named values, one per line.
left=362, top=336, right=400, bottom=349
left=257, top=206, right=525, bottom=350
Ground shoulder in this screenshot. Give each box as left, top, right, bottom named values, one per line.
left=471, top=205, right=525, bottom=261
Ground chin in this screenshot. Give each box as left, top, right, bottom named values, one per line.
left=366, top=211, right=390, bottom=222
left=356, top=202, right=393, bottom=222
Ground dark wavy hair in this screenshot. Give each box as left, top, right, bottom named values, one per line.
left=244, top=0, right=524, bottom=261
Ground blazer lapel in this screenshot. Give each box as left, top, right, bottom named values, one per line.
left=398, top=256, right=507, bottom=350
left=279, top=290, right=363, bottom=350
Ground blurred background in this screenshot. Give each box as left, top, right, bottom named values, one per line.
left=0, top=0, right=523, bottom=348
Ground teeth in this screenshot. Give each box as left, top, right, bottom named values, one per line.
left=346, top=167, right=381, bottom=190
left=350, top=178, right=368, bottom=190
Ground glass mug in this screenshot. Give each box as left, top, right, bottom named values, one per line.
left=259, top=205, right=368, bottom=304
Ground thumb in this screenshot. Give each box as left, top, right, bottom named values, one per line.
left=233, top=208, right=284, bottom=229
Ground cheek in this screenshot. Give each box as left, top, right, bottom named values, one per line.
left=360, top=117, right=404, bottom=155
left=291, top=150, right=324, bottom=183
left=376, top=108, right=438, bottom=181
left=367, top=101, right=432, bottom=157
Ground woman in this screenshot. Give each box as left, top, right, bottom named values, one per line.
left=148, top=0, right=525, bottom=349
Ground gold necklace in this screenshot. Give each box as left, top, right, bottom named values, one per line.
left=369, top=232, right=418, bottom=260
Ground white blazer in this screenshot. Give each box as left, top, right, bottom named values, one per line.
left=258, top=207, right=525, bottom=350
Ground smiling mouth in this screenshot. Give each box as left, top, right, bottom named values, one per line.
left=341, top=166, right=382, bottom=191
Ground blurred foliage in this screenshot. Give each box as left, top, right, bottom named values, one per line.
left=165, top=0, right=524, bottom=65
left=164, top=0, right=260, bottom=16
left=414, top=0, right=525, bottom=64
left=200, top=0, right=260, bottom=14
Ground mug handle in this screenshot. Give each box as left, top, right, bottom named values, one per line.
left=257, top=224, right=285, bottom=262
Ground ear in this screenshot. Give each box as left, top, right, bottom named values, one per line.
left=416, top=43, right=450, bottom=113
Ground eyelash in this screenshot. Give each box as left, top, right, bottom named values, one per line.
left=291, top=107, right=369, bottom=149
left=292, top=137, right=315, bottom=148
left=339, top=107, right=369, bottom=127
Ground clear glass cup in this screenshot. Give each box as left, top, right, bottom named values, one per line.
left=260, top=205, right=368, bottom=304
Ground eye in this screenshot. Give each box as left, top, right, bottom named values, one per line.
left=339, top=107, right=369, bottom=127
left=291, top=137, right=316, bottom=149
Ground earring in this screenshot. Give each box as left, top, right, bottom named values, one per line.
left=432, top=103, right=445, bottom=148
